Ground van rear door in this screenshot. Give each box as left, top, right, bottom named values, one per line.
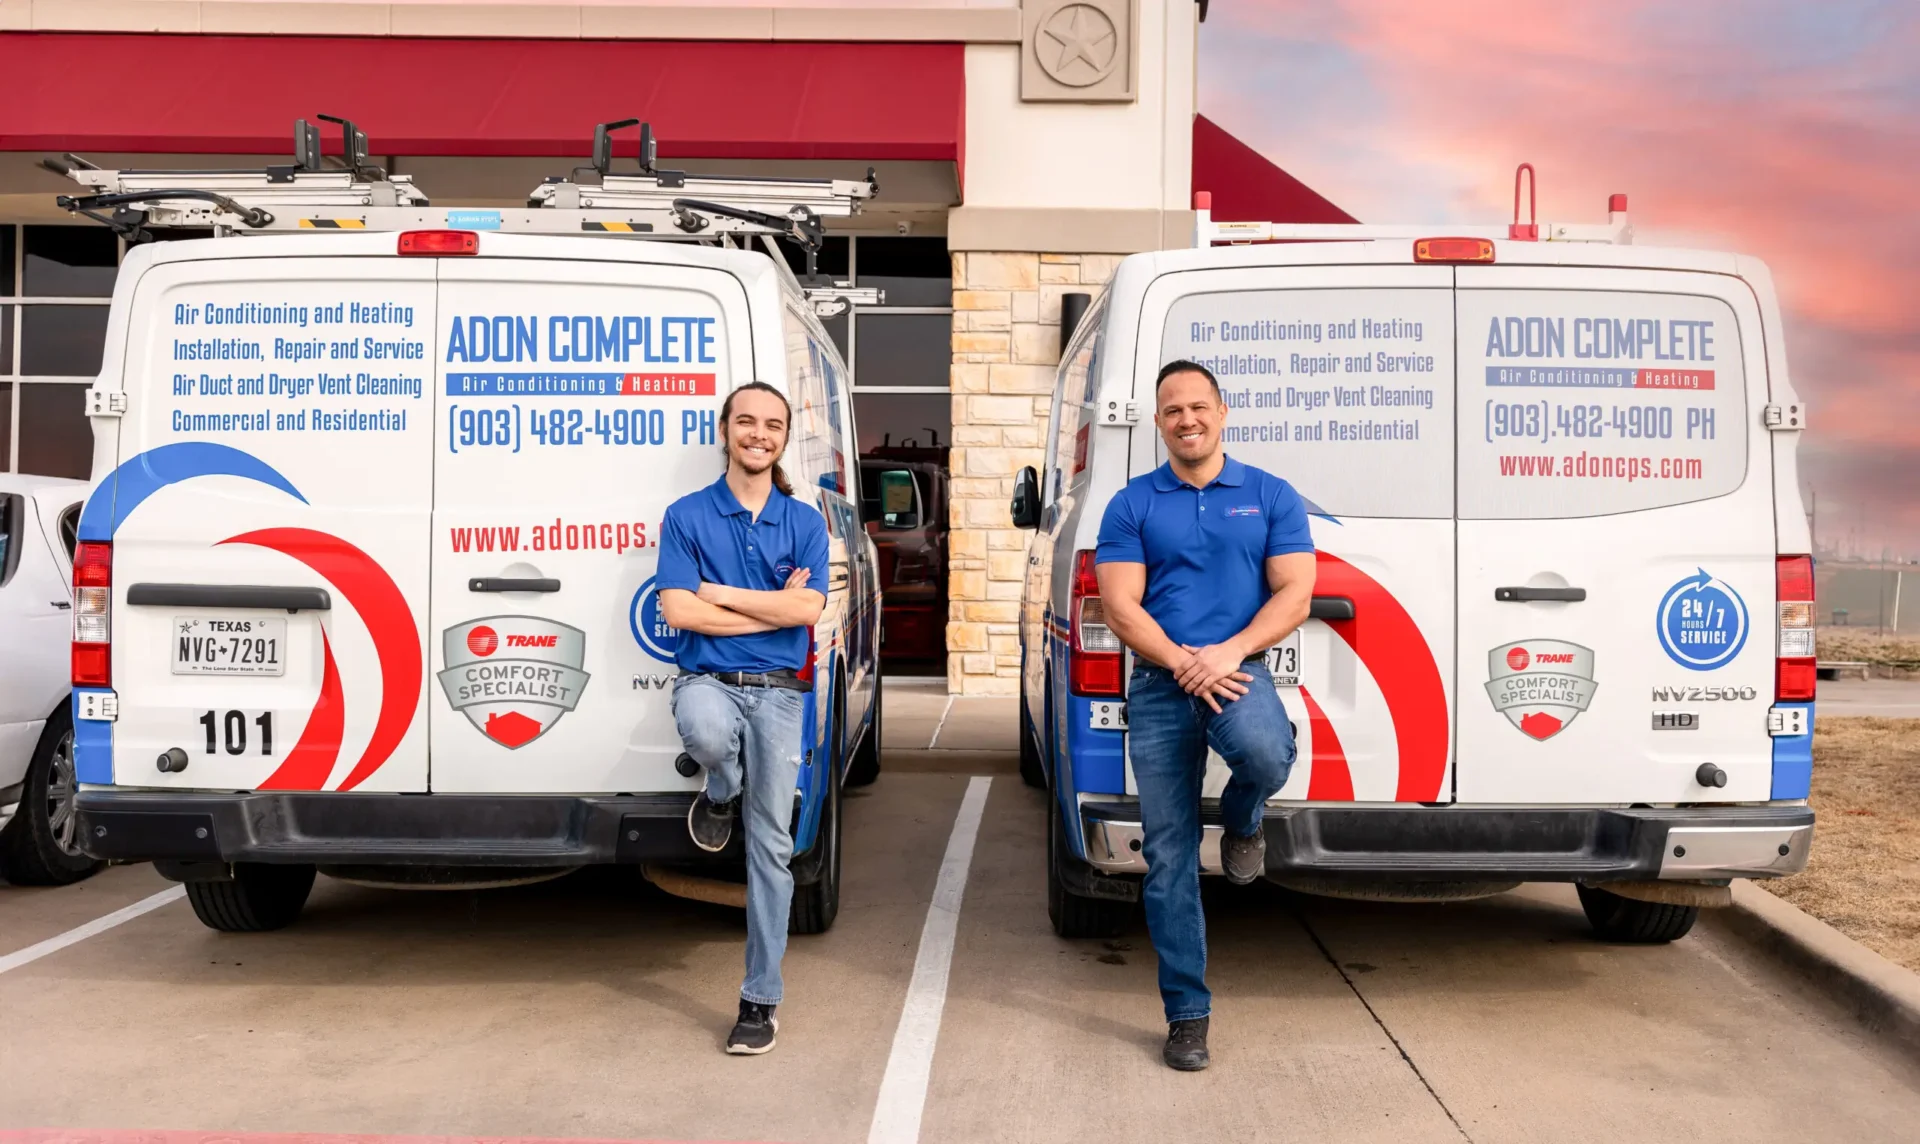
left=1454, top=267, right=1775, bottom=801
left=429, top=255, right=748, bottom=793
left=1148, top=264, right=1457, bottom=803
left=104, top=254, right=435, bottom=792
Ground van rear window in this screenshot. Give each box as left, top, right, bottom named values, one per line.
left=1455, top=289, right=1747, bottom=519
left=1161, top=288, right=1454, bottom=518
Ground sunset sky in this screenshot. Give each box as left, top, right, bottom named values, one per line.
left=1197, top=0, right=1919, bottom=559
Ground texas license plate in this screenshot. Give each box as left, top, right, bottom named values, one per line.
left=1264, top=629, right=1303, bottom=687
left=171, top=616, right=287, bottom=676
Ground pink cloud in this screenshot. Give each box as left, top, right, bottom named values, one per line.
left=1201, top=0, right=1920, bottom=555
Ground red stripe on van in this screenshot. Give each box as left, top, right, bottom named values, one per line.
left=257, top=631, right=344, bottom=791
left=220, top=528, right=422, bottom=792
left=1313, top=551, right=1449, bottom=803
left=1299, top=685, right=1354, bottom=801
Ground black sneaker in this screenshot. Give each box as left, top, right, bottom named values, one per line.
left=1221, top=828, right=1266, bottom=885
left=688, top=790, right=736, bottom=853
left=726, top=1000, right=779, bottom=1055
left=1163, top=1017, right=1210, bottom=1071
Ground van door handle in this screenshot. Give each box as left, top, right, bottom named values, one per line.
left=1495, top=586, right=1587, bottom=602
left=127, top=583, right=331, bottom=611
left=1309, top=595, right=1356, bottom=620
left=469, top=577, right=561, bottom=593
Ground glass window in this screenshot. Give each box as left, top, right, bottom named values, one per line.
left=18, top=383, right=91, bottom=479
left=777, top=236, right=850, bottom=281
left=0, top=228, right=14, bottom=296
left=854, top=313, right=950, bottom=387
left=0, top=382, right=11, bottom=470
left=1047, top=301, right=1104, bottom=502
left=855, top=237, right=951, bottom=307
left=855, top=392, right=950, bottom=454
left=1456, top=289, right=1747, bottom=519
left=21, top=305, right=110, bottom=376
left=24, top=226, right=118, bottom=297
left=1161, top=287, right=1456, bottom=519
left=1, top=304, right=12, bottom=371
left=821, top=311, right=848, bottom=360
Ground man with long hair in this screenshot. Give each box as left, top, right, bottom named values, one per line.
left=656, top=381, right=830, bottom=1055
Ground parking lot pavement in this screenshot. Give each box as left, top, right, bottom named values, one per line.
left=1819, top=678, right=1920, bottom=718
left=5, top=765, right=1920, bottom=1143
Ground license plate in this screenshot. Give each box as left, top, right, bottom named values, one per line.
left=171, top=616, right=287, bottom=676
left=1264, top=630, right=1303, bottom=687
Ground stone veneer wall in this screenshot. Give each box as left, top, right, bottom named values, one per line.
left=945, top=251, right=1121, bottom=695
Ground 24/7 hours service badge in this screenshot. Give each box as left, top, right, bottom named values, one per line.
left=1485, top=640, right=1598, bottom=741
left=437, top=615, right=591, bottom=748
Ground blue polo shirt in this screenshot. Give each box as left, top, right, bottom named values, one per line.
left=1095, top=456, right=1314, bottom=649
left=655, top=477, right=831, bottom=673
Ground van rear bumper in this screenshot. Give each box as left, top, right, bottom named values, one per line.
left=1077, top=802, right=1813, bottom=882
left=75, top=789, right=726, bottom=868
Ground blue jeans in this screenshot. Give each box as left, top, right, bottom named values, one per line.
left=672, top=674, right=807, bottom=1006
left=1128, top=660, right=1296, bottom=1022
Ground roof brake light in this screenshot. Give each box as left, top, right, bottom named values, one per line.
left=398, top=230, right=478, bottom=256
left=1413, top=237, right=1495, bottom=264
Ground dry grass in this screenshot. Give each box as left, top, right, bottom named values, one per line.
left=1817, top=627, right=1920, bottom=673
left=1760, top=716, right=1920, bottom=971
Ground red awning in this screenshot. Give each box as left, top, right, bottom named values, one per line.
left=1192, top=114, right=1356, bottom=224
left=0, top=33, right=964, bottom=160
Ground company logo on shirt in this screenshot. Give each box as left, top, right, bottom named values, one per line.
left=1224, top=504, right=1262, bottom=517
left=1485, top=640, right=1598, bottom=741
left=437, top=616, right=591, bottom=749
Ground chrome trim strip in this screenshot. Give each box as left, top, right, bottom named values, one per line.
left=1658, top=825, right=1812, bottom=879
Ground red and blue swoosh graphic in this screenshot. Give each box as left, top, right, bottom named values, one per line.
left=78, top=442, right=421, bottom=791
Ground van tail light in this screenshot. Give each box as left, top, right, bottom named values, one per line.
left=797, top=625, right=817, bottom=686
left=72, top=541, right=112, bottom=687
left=1069, top=550, right=1124, bottom=697
left=397, top=230, right=478, bottom=256
left=1776, top=554, right=1815, bottom=701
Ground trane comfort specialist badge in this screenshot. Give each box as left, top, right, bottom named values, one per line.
left=1485, top=640, right=1598, bottom=741
left=437, top=616, right=591, bottom=748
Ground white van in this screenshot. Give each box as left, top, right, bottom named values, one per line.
left=59, top=131, right=883, bottom=933
left=1015, top=196, right=1815, bottom=944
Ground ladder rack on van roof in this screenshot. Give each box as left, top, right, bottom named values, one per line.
left=1193, top=164, right=1635, bottom=248
left=43, top=116, right=882, bottom=312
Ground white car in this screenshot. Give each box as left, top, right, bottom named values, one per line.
left=0, top=474, right=103, bottom=885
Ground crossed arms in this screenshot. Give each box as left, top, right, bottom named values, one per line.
left=661, top=568, right=826, bottom=636
left=1095, top=551, right=1316, bottom=712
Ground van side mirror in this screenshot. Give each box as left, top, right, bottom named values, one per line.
left=878, top=469, right=920, bottom=530
left=1010, top=466, right=1041, bottom=530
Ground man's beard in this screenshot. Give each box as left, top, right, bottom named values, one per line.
left=730, top=443, right=783, bottom=474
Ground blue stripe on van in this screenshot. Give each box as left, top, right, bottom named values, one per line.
left=1770, top=702, right=1814, bottom=799
left=72, top=691, right=114, bottom=784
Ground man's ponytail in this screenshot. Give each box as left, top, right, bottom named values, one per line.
left=719, top=381, right=797, bottom=496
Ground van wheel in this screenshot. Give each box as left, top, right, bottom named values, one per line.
left=1047, top=799, right=1132, bottom=939
left=844, top=684, right=881, bottom=788
left=1577, top=883, right=1698, bottom=943
left=1019, top=678, right=1046, bottom=790
left=789, top=748, right=843, bottom=935
left=183, top=864, right=316, bottom=932
left=0, top=711, right=103, bottom=886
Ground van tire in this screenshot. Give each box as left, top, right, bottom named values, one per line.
left=789, top=748, right=843, bottom=936
left=183, top=864, right=316, bottom=932
left=1047, top=799, right=1132, bottom=939
left=1577, top=883, right=1698, bottom=943
left=1019, top=678, right=1046, bottom=790
left=844, top=684, right=881, bottom=788
left=0, top=710, right=103, bottom=886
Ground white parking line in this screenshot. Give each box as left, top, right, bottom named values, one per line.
left=0, top=885, right=186, bottom=976
left=867, top=775, right=991, bottom=1144
left=926, top=695, right=957, bottom=748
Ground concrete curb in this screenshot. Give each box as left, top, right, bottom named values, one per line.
left=1713, top=881, right=1920, bottom=1058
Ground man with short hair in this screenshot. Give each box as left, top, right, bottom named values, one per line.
left=1095, top=359, right=1316, bottom=1071
left=657, top=380, right=830, bottom=1056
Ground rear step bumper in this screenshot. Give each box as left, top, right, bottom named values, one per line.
left=1078, top=802, right=1814, bottom=882
left=75, top=790, right=730, bottom=868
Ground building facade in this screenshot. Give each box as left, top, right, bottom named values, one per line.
left=1, top=0, right=1348, bottom=693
